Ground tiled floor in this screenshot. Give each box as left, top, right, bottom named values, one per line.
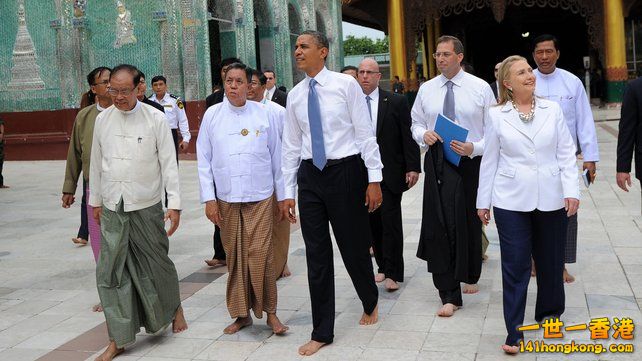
left=0, top=120, right=640, bottom=360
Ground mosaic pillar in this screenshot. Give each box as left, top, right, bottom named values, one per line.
left=323, top=0, right=343, bottom=71
left=180, top=0, right=200, bottom=100
left=161, top=0, right=184, bottom=94
left=388, top=0, right=407, bottom=86
left=273, top=0, right=293, bottom=89
left=604, top=0, right=627, bottom=104
left=234, top=0, right=257, bottom=68
left=54, top=0, right=81, bottom=108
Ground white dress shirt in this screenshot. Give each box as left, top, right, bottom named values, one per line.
left=197, top=98, right=284, bottom=204
left=149, top=92, right=191, bottom=142
left=364, top=87, right=380, bottom=132
left=282, top=67, right=383, bottom=199
left=266, top=86, right=276, bottom=102
left=476, top=99, right=579, bottom=212
left=89, top=101, right=181, bottom=212
left=259, top=98, right=286, bottom=138
left=534, top=67, right=599, bottom=162
left=411, top=69, right=496, bottom=157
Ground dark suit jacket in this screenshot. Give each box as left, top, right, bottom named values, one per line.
left=490, top=81, right=499, bottom=101
left=617, top=77, right=642, bottom=180
left=205, top=90, right=224, bottom=108
left=270, top=88, right=288, bottom=108
left=374, top=89, right=421, bottom=194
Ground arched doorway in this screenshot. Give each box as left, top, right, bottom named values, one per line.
left=254, top=0, right=275, bottom=72
left=288, top=2, right=304, bottom=84
left=207, top=0, right=236, bottom=90
left=439, top=4, right=596, bottom=85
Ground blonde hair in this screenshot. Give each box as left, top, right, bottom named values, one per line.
left=496, top=55, right=528, bottom=105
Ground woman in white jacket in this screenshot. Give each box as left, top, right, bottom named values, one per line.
left=476, top=55, right=579, bottom=354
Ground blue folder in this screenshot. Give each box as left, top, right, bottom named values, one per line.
left=434, top=113, right=469, bottom=166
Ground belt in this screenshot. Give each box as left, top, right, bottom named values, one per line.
left=303, top=154, right=359, bottom=168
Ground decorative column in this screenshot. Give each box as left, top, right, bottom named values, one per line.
left=234, top=0, right=257, bottom=68
left=427, top=19, right=436, bottom=78
left=161, top=0, right=184, bottom=94
left=325, top=0, right=344, bottom=72
left=604, top=0, right=627, bottom=104
left=273, top=0, right=293, bottom=89
left=387, top=0, right=407, bottom=86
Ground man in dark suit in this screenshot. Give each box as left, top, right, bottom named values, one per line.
left=489, top=62, right=501, bottom=101
left=205, top=57, right=241, bottom=108
left=263, top=69, right=287, bottom=108
left=357, top=58, right=421, bottom=291
left=617, top=77, right=642, bottom=193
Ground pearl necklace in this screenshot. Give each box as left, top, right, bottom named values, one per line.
left=511, top=98, right=536, bottom=123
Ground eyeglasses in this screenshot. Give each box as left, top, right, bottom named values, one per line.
left=107, top=87, right=136, bottom=96
left=358, top=70, right=380, bottom=76
left=433, top=52, right=454, bottom=59
left=93, top=80, right=109, bottom=86
left=249, top=81, right=262, bottom=87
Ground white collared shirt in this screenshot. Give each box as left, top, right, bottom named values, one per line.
left=89, top=101, right=181, bottom=212
left=149, top=92, right=191, bottom=142
left=258, top=98, right=286, bottom=138
left=364, top=87, right=380, bottom=132
left=282, top=67, right=383, bottom=199
left=533, top=67, right=599, bottom=162
left=410, top=69, right=496, bottom=157
left=197, top=98, right=284, bottom=203
left=266, top=86, right=276, bottom=102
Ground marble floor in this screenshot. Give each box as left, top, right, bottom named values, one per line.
left=0, top=120, right=640, bottom=360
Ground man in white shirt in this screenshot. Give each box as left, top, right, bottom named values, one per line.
left=281, top=30, right=383, bottom=356
left=357, top=58, right=420, bottom=292
left=149, top=75, right=191, bottom=161
left=89, top=64, right=187, bottom=361
left=263, top=69, right=287, bottom=107
left=411, top=35, right=496, bottom=317
left=247, top=68, right=291, bottom=279
left=532, top=34, right=599, bottom=283
left=197, top=63, right=288, bottom=336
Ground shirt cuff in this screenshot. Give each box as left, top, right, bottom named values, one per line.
left=88, top=195, right=102, bottom=208
left=367, top=169, right=383, bottom=183
left=285, top=187, right=296, bottom=200
left=62, top=180, right=78, bottom=194
left=470, top=141, right=483, bottom=158
left=167, top=198, right=181, bottom=211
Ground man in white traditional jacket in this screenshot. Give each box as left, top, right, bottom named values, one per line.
left=196, top=63, right=288, bottom=335
left=532, top=34, right=599, bottom=283
left=89, top=64, right=187, bottom=361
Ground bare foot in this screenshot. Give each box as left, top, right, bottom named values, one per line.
left=267, top=313, right=289, bottom=335
left=437, top=303, right=459, bottom=317
left=531, top=259, right=536, bottom=277
left=462, top=284, right=479, bottom=294
left=281, top=263, right=292, bottom=278
left=502, top=344, right=519, bottom=354
left=384, top=278, right=399, bottom=291
left=92, top=303, right=103, bottom=312
left=205, top=258, right=226, bottom=268
left=223, top=316, right=252, bottom=334
left=563, top=268, right=575, bottom=283
left=482, top=254, right=488, bottom=262
left=172, top=306, right=188, bottom=333
left=374, top=273, right=385, bottom=283
left=95, top=341, right=123, bottom=361
left=72, top=237, right=88, bottom=245
left=359, top=304, right=378, bottom=325
left=0, top=185, right=9, bottom=189
left=298, top=340, right=326, bottom=356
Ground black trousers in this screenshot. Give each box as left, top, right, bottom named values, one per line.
left=298, top=156, right=378, bottom=344
left=171, top=128, right=179, bottom=163
left=369, top=184, right=404, bottom=282
left=432, top=156, right=482, bottom=306
left=77, top=179, right=89, bottom=240
left=494, top=207, right=567, bottom=346
left=212, top=225, right=226, bottom=260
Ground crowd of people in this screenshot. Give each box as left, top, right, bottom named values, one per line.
left=56, top=29, right=610, bottom=360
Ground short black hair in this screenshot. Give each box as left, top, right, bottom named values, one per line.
left=263, top=69, right=275, bottom=76
left=138, top=70, right=146, bottom=82
left=111, top=64, right=142, bottom=86
left=151, top=75, right=166, bottom=84
left=341, top=65, right=358, bottom=73
left=221, top=57, right=242, bottom=68
left=532, top=34, right=559, bottom=51
left=249, top=68, right=267, bottom=85
left=300, top=30, right=329, bottom=60
left=437, top=35, right=464, bottom=55
left=86, top=67, right=111, bottom=86
left=224, top=63, right=252, bottom=83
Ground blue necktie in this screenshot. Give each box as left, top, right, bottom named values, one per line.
left=366, top=95, right=373, bottom=121
left=443, top=80, right=455, bottom=120
left=308, top=79, right=326, bottom=170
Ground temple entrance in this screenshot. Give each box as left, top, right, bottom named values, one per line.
left=440, top=5, right=594, bottom=85
left=207, top=0, right=236, bottom=90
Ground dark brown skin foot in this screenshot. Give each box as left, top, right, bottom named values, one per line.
left=298, top=340, right=326, bottom=356
left=94, top=341, right=123, bottom=361
left=223, top=316, right=253, bottom=334
left=359, top=304, right=378, bottom=325
left=267, top=313, right=289, bottom=335
left=172, top=306, right=188, bottom=333
left=204, top=258, right=226, bottom=268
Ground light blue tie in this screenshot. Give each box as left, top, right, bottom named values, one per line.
left=443, top=80, right=455, bottom=120
left=366, top=95, right=373, bottom=121
left=308, top=79, right=326, bottom=170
